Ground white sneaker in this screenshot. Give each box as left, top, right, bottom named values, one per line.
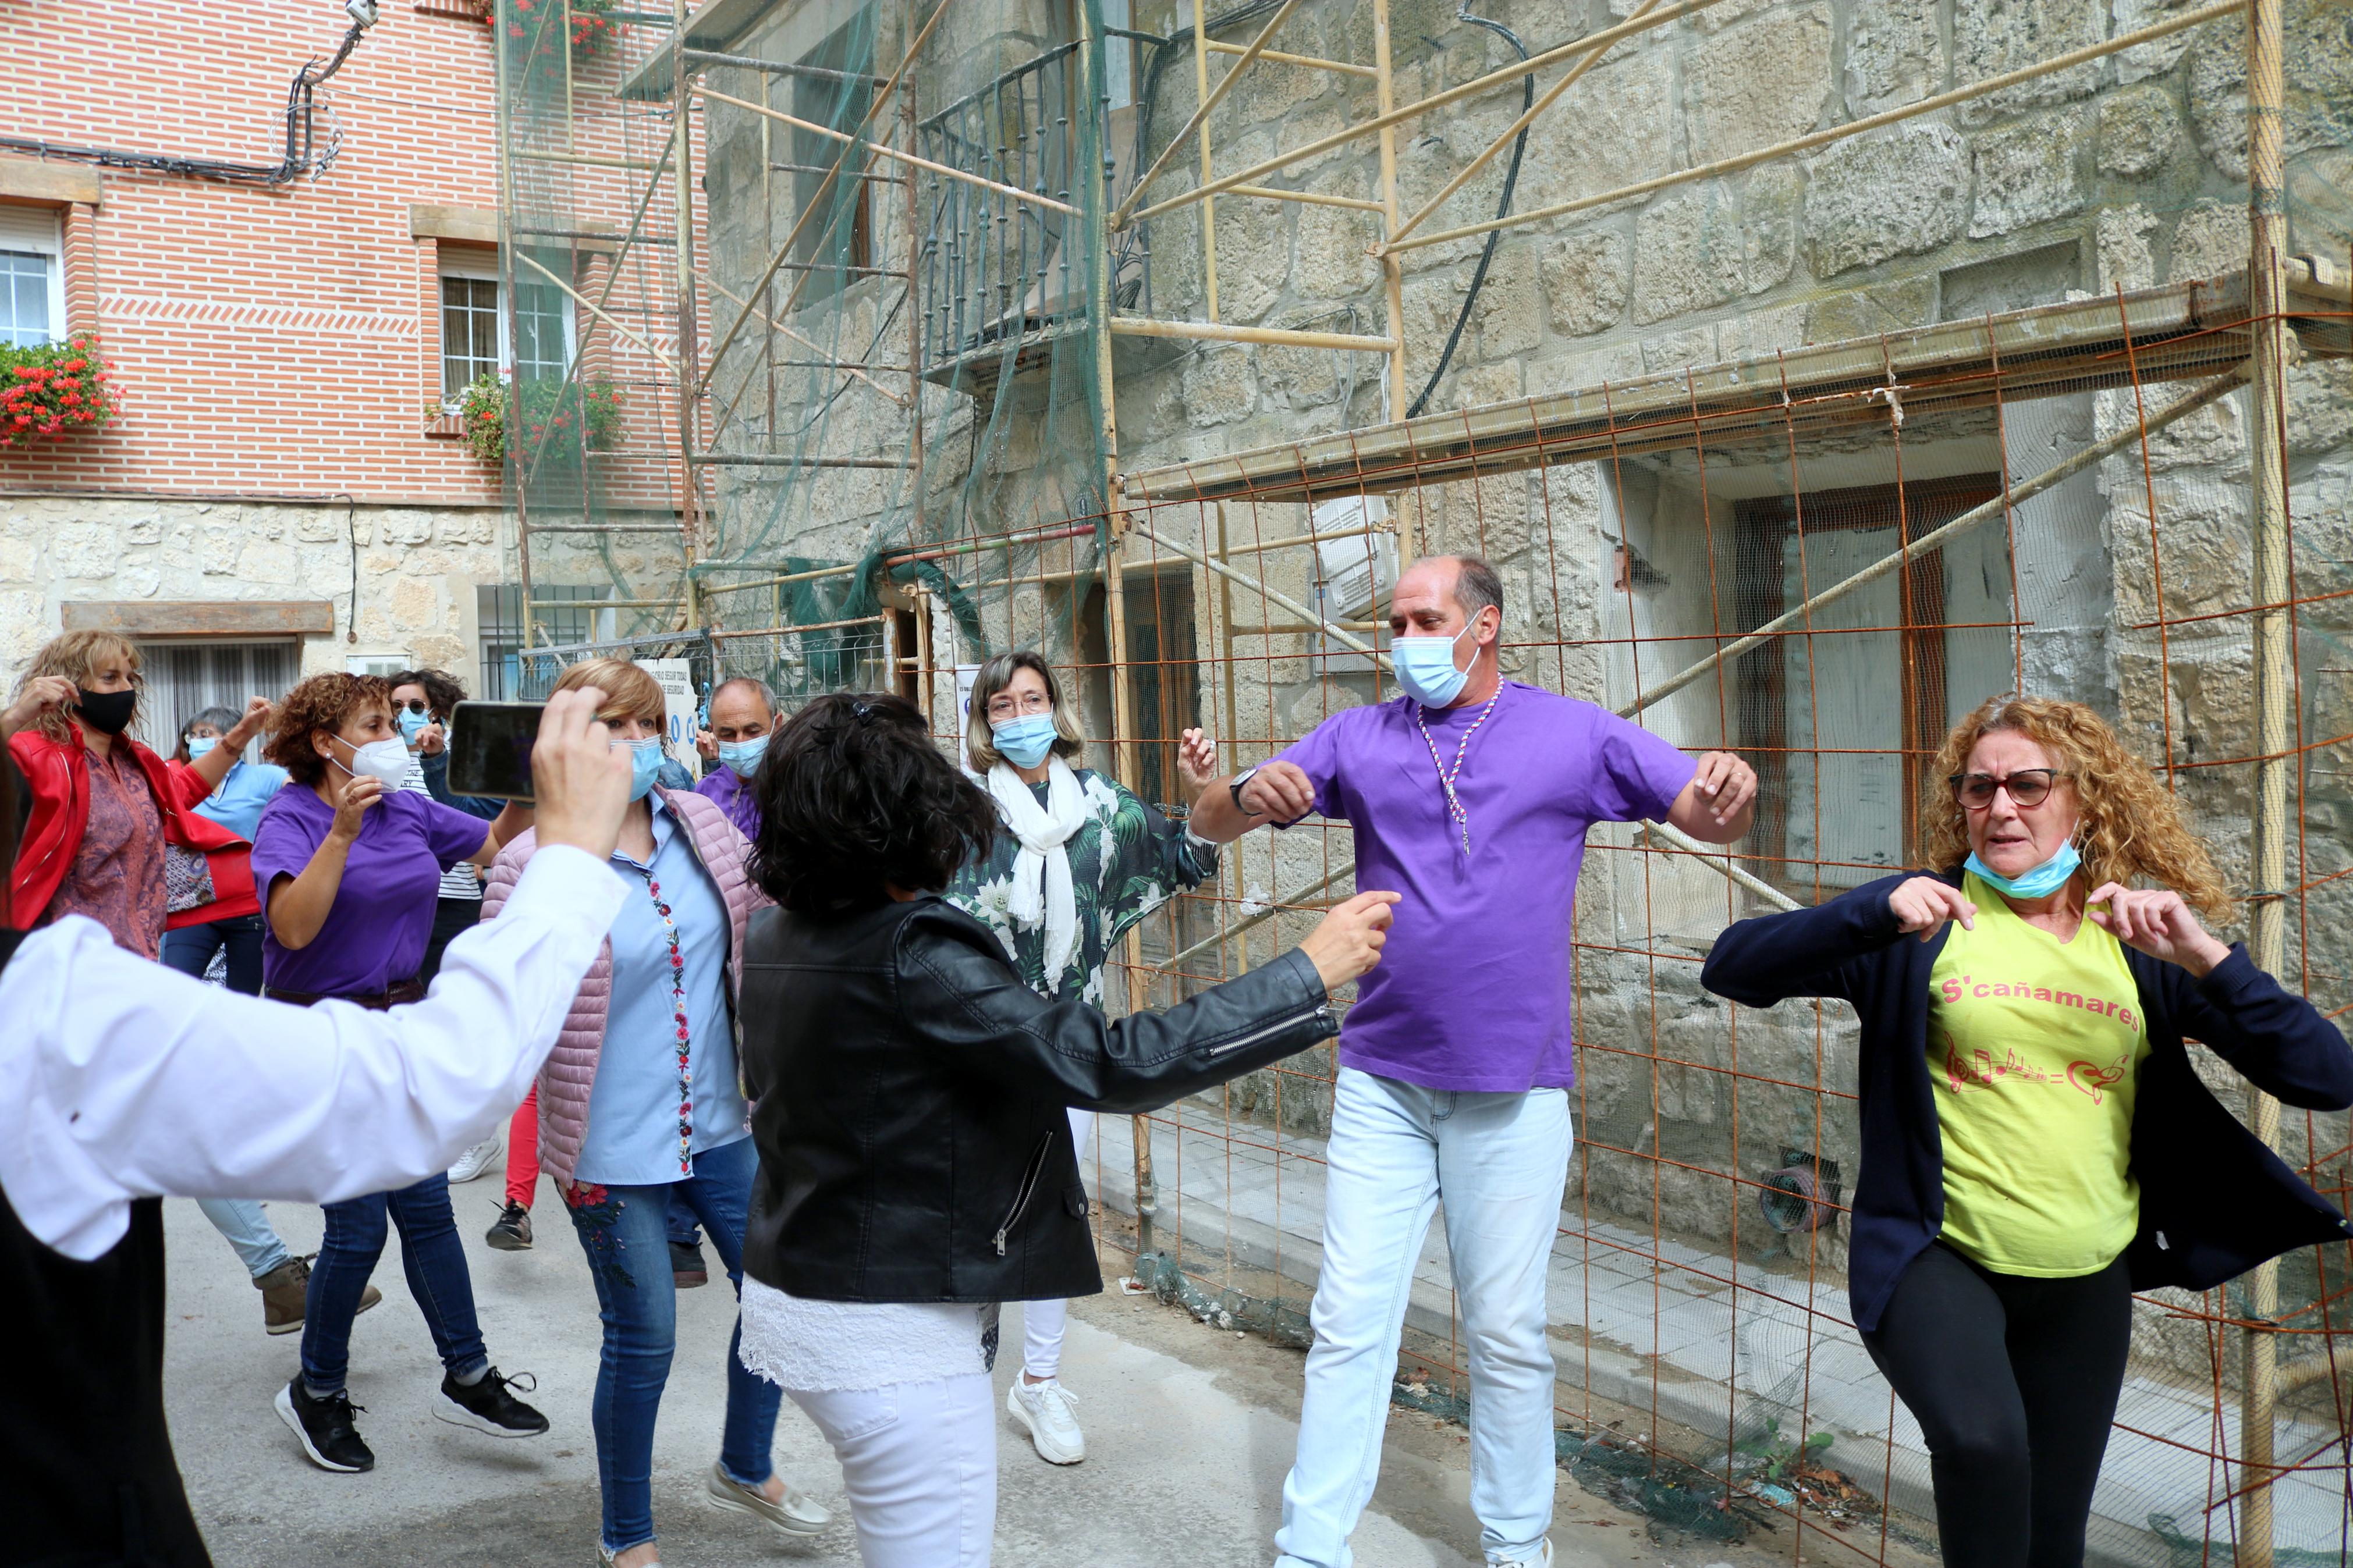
left=448, top=1135, right=502, bottom=1184
left=1007, top=1376, right=1085, bottom=1464
left=1492, top=1541, right=1553, bottom=1568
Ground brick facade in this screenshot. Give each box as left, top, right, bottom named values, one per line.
left=0, top=0, right=684, bottom=694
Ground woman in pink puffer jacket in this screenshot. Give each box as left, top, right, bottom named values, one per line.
left=478, top=659, right=833, bottom=1568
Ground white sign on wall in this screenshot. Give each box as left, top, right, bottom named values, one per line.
left=954, top=663, right=982, bottom=772
left=641, top=659, right=698, bottom=762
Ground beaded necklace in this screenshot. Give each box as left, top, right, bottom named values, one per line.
left=626, top=863, right=694, bottom=1176
left=1413, top=684, right=1503, bottom=856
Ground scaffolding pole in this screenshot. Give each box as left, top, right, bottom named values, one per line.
left=2240, top=0, right=2293, bottom=1554
left=1144, top=360, right=2248, bottom=971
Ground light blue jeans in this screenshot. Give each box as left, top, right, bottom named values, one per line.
left=1275, top=1068, right=1573, bottom=1568
left=197, top=1198, right=291, bottom=1281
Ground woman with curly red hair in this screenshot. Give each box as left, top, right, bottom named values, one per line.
left=1704, top=695, right=2353, bottom=1568
left=248, top=670, right=542, bottom=1475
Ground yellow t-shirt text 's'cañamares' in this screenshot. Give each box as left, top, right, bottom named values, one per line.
left=1926, top=871, right=2150, bottom=1277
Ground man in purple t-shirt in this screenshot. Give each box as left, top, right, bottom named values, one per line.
left=1191, top=555, right=1756, bottom=1568
left=691, top=677, right=775, bottom=840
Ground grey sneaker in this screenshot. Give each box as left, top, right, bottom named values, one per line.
left=705, top=1462, right=832, bottom=1537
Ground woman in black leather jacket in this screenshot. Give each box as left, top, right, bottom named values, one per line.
left=730, top=693, right=1396, bottom=1568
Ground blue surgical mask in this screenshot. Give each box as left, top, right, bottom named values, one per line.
left=627, top=737, right=666, bottom=801
left=992, top=713, right=1059, bottom=770
left=398, top=709, right=432, bottom=746
left=718, top=734, right=768, bottom=779
left=186, top=736, right=218, bottom=761
left=1965, top=840, right=2082, bottom=899
left=1392, top=618, right=1479, bottom=709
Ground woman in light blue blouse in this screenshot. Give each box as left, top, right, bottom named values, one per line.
left=162, top=706, right=290, bottom=991
left=480, top=658, right=831, bottom=1567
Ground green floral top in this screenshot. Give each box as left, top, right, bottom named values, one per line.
left=946, top=766, right=1217, bottom=1007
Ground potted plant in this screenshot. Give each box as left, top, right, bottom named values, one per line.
left=506, top=0, right=616, bottom=64
left=454, top=371, right=623, bottom=465
left=0, top=335, right=117, bottom=449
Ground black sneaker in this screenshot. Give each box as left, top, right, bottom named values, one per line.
left=276, top=1375, right=374, bottom=1473
left=671, top=1239, right=709, bottom=1288
left=435, top=1366, right=548, bottom=1438
left=485, top=1200, right=532, bottom=1251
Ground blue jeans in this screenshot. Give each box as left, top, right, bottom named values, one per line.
left=561, top=1134, right=779, bottom=1555
left=302, top=1172, right=489, bottom=1396
left=168, top=915, right=291, bottom=1282
left=161, top=913, right=265, bottom=995
left=1275, top=1068, right=1573, bottom=1568
left=198, top=1197, right=290, bottom=1281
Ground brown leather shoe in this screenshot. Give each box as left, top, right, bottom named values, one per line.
left=256, top=1256, right=382, bottom=1335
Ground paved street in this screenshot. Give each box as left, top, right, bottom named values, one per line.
left=159, top=1186, right=1780, bottom=1568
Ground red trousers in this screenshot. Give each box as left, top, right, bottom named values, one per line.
left=503, top=1086, right=541, bottom=1208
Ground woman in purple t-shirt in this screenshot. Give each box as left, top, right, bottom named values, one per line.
left=247, top=673, right=545, bottom=1476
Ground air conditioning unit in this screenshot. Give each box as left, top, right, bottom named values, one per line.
left=1311, top=495, right=1394, bottom=677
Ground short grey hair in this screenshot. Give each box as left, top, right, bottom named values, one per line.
left=711, top=675, right=778, bottom=716
left=1444, top=554, right=1504, bottom=624
left=186, top=706, right=244, bottom=736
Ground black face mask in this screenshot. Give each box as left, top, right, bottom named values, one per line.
left=74, top=687, right=138, bottom=736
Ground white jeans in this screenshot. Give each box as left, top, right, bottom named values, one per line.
left=1275, top=1068, right=1573, bottom=1568
left=787, top=1373, right=997, bottom=1567
left=1018, top=1107, right=1097, bottom=1380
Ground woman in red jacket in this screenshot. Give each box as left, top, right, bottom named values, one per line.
left=5, top=631, right=269, bottom=957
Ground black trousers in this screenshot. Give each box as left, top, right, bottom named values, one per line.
left=418, top=894, right=482, bottom=986
left=1861, top=1242, right=2133, bottom=1568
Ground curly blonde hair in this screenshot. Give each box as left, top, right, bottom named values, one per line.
left=1919, top=695, right=2233, bottom=919
left=13, top=631, right=143, bottom=746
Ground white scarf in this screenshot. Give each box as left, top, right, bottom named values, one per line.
left=988, top=753, right=1087, bottom=990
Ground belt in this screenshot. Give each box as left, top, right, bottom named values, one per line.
left=265, top=977, right=427, bottom=1012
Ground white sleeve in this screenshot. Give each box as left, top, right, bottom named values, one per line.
left=0, top=845, right=626, bottom=1261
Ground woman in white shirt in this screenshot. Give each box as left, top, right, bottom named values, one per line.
left=0, top=688, right=634, bottom=1568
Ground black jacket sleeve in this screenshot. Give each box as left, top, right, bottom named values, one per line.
left=1700, top=871, right=1921, bottom=1007
left=891, top=906, right=1335, bottom=1114
left=2157, top=944, right=2353, bottom=1111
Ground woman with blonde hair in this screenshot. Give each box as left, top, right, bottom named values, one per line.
left=6, top=631, right=270, bottom=957
left=944, top=649, right=1223, bottom=1466
left=481, top=657, right=831, bottom=1567
left=1703, top=694, right=2353, bottom=1568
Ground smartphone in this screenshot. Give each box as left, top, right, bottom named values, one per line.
left=446, top=701, right=542, bottom=803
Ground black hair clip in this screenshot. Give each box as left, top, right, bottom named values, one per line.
left=851, top=699, right=879, bottom=723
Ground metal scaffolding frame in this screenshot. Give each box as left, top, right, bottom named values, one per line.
left=492, top=0, right=2351, bottom=1559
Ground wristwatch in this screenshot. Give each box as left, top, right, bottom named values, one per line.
left=1229, top=764, right=1262, bottom=815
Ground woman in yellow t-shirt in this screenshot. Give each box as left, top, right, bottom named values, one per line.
left=1703, top=695, right=2353, bottom=1568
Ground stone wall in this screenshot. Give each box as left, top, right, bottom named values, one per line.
left=0, top=495, right=515, bottom=692
left=690, top=0, right=2353, bottom=1341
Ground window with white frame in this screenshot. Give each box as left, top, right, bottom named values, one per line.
left=0, top=205, right=65, bottom=349
left=438, top=251, right=576, bottom=405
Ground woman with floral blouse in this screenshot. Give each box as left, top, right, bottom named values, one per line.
left=943, top=649, right=1223, bottom=1469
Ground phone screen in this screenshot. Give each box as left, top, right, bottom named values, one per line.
left=447, top=701, right=542, bottom=803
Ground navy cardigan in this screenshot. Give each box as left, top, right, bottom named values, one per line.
left=1701, top=869, right=2353, bottom=1335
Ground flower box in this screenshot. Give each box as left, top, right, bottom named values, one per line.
left=1, top=336, right=118, bottom=449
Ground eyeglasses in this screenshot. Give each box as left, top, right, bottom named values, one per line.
left=1948, top=769, right=2073, bottom=810
left=396, top=698, right=431, bottom=716
left=984, top=691, right=1052, bottom=720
